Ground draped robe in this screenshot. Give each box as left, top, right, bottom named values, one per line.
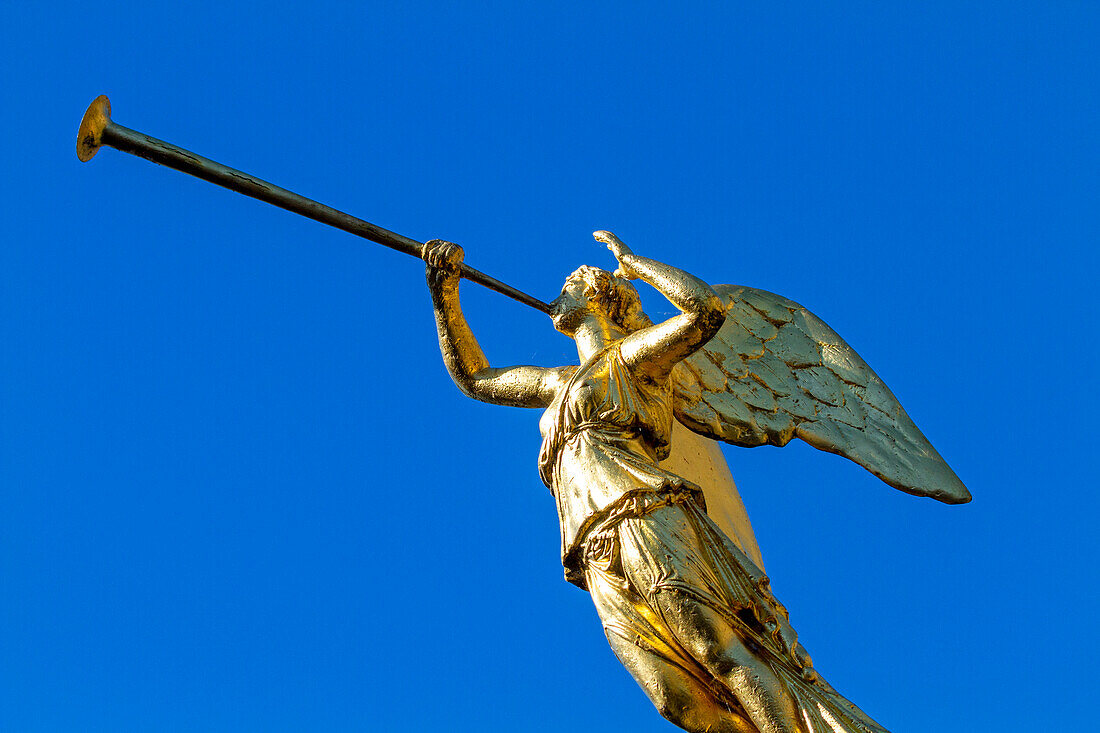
left=538, top=343, right=890, bottom=733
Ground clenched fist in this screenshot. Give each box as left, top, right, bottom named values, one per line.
left=423, top=239, right=464, bottom=290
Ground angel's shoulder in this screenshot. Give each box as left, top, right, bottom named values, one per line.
left=541, top=364, right=580, bottom=395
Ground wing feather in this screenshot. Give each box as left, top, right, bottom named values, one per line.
left=672, top=285, right=971, bottom=504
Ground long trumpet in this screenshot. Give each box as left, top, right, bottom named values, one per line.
left=76, top=95, right=551, bottom=314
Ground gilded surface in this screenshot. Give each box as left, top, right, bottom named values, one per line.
left=661, top=421, right=763, bottom=571
left=424, top=232, right=969, bottom=733
left=671, top=285, right=969, bottom=504
left=75, top=97, right=969, bottom=732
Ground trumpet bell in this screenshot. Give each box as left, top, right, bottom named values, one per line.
left=77, top=95, right=112, bottom=162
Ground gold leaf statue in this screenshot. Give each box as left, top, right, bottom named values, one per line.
left=423, top=231, right=968, bottom=733
left=75, top=98, right=968, bottom=733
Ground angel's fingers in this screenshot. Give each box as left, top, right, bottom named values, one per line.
left=601, top=230, right=626, bottom=246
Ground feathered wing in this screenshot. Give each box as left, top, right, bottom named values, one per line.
left=670, top=284, right=971, bottom=504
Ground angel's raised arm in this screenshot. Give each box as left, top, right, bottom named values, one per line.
left=596, top=231, right=726, bottom=380
left=424, top=240, right=573, bottom=408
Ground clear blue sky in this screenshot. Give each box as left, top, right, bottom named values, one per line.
left=3, top=3, right=1097, bottom=731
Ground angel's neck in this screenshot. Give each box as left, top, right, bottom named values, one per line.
left=574, top=317, right=625, bottom=361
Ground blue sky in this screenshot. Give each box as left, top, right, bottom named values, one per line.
left=2, top=2, right=1097, bottom=731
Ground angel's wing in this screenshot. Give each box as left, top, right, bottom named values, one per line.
left=671, top=284, right=971, bottom=504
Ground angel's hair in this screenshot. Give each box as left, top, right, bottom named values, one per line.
left=567, top=266, right=654, bottom=333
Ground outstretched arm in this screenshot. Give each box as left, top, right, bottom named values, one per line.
left=594, top=231, right=725, bottom=381
left=424, top=240, right=572, bottom=408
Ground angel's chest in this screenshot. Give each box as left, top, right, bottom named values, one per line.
left=539, top=379, right=600, bottom=436
left=569, top=373, right=671, bottom=426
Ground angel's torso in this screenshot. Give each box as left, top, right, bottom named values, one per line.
left=537, top=343, right=703, bottom=583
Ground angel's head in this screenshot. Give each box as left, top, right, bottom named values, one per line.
left=550, top=266, right=653, bottom=337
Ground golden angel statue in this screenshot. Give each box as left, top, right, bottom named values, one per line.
left=73, top=97, right=968, bottom=733
left=423, top=232, right=969, bottom=733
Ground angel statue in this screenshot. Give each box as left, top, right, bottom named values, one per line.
left=422, top=232, right=970, bottom=733
left=71, top=97, right=969, bottom=733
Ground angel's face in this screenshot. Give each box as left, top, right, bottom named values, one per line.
left=549, top=276, right=592, bottom=336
